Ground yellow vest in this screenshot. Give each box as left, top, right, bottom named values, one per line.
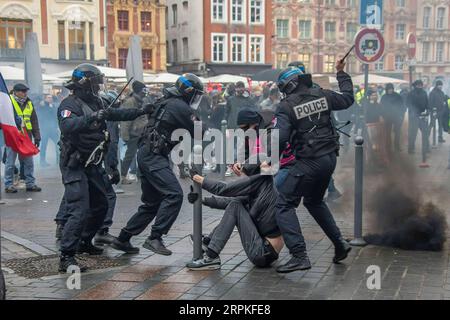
left=355, top=89, right=365, bottom=105
left=10, top=95, right=33, bottom=131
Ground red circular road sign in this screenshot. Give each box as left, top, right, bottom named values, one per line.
left=406, top=32, right=417, bottom=60
left=354, top=28, right=385, bottom=63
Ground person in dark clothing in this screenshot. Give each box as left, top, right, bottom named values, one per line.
left=429, top=80, right=447, bottom=143
left=186, top=157, right=284, bottom=270
left=111, top=74, right=205, bottom=256
left=37, top=94, right=60, bottom=166
left=273, top=60, right=354, bottom=273
left=407, top=80, right=429, bottom=154
left=380, top=83, right=405, bottom=152
left=225, top=81, right=258, bottom=129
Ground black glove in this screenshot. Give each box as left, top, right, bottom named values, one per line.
left=142, top=103, right=155, bottom=114
left=187, top=185, right=199, bottom=204
left=109, top=167, right=120, bottom=185
left=34, top=139, right=40, bottom=148
left=88, top=109, right=108, bottom=122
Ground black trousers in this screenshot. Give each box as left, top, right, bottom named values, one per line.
left=120, top=148, right=183, bottom=240
left=59, top=165, right=110, bottom=256
left=408, top=114, right=429, bottom=152
left=207, top=199, right=276, bottom=267
left=384, top=118, right=403, bottom=151
left=275, top=153, right=342, bottom=257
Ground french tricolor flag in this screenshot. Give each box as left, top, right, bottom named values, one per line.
left=0, top=73, right=39, bottom=157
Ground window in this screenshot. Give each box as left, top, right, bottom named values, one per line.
left=347, top=0, right=356, bottom=7
left=58, top=21, right=65, bottom=60
left=142, top=49, right=153, bottom=69
left=346, top=23, right=357, bottom=41
left=276, top=19, right=289, bottom=38
left=323, top=54, right=335, bottom=73
left=374, top=56, right=384, bottom=71
left=298, top=20, right=311, bottom=40
left=212, top=33, right=227, bottom=62
left=395, top=24, right=405, bottom=40
left=172, top=4, right=178, bottom=25
left=249, top=35, right=264, bottom=63
left=276, top=53, right=289, bottom=69
left=250, top=0, right=264, bottom=24
left=141, top=11, right=151, bottom=32
left=422, top=42, right=429, bottom=62
left=182, top=37, right=188, bottom=61
left=395, top=0, right=405, bottom=7
left=117, top=10, right=129, bottom=31
left=89, top=22, right=94, bottom=60
left=324, top=0, right=335, bottom=5
left=232, top=0, right=246, bottom=23
left=394, top=55, right=404, bottom=70
left=423, top=7, right=431, bottom=29
left=212, top=0, right=227, bottom=22
left=325, top=22, right=336, bottom=41
left=172, top=39, right=178, bottom=62
left=183, top=1, right=188, bottom=11
left=68, top=21, right=86, bottom=60
left=298, top=53, right=310, bottom=71
left=436, top=8, right=445, bottom=29
left=436, top=42, right=444, bottom=62
left=118, top=48, right=128, bottom=69
left=231, top=34, right=246, bottom=63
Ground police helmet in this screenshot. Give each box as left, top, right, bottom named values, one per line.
left=287, top=61, right=306, bottom=73
left=277, top=67, right=304, bottom=95
left=65, top=63, right=105, bottom=90
left=175, top=73, right=204, bottom=107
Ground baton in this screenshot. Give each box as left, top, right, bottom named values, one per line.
left=107, top=77, right=134, bottom=109
left=340, top=45, right=355, bottom=63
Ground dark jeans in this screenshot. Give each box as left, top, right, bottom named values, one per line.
left=40, top=130, right=60, bottom=164
left=120, top=148, right=183, bottom=240
left=121, top=137, right=139, bottom=176
left=59, top=165, right=110, bottom=256
left=275, top=153, right=342, bottom=257
left=208, top=199, right=276, bottom=267
left=384, top=119, right=403, bottom=151
left=408, top=114, right=429, bottom=152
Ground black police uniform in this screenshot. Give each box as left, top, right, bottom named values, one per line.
left=274, top=71, right=354, bottom=263
left=117, top=90, right=196, bottom=245
left=58, top=94, right=144, bottom=258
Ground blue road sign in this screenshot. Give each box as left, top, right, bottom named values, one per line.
left=360, top=0, right=383, bottom=29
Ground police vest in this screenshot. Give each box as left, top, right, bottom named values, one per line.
left=288, top=88, right=339, bottom=158
left=10, top=95, right=33, bottom=131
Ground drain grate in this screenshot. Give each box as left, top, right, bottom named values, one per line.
left=4, top=254, right=127, bottom=279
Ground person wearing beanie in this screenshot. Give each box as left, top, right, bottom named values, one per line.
left=380, top=83, right=405, bottom=152
left=429, top=79, right=447, bottom=143
left=120, top=80, right=148, bottom=184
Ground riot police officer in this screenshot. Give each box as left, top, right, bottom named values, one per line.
left=274, top=60, right=354, bottom=273
left=112, top=74, right=204, bottom=256
left=58, top=64, right=149, bottom=272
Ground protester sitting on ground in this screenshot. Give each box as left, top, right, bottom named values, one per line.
left=186, top=157, right=284, bottom=270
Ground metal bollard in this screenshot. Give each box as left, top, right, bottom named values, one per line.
left=432, top=108, right=437, bottom=148
left=220, top=120, right=227, bottom=181
left=419, top=114, right=430, bottom=168
left=191, top=144, right=203, bottom=261
left=350, top=135, right=367, bottom=246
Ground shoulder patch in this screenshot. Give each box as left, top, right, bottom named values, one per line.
left=292, top=97, right=328, bottom=120
left=61, top=110, right=72, bottom=118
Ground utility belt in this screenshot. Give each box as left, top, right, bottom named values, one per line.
left=143, top=127, right=172, bottom=156
left=61, top=131, right=110, bottom=169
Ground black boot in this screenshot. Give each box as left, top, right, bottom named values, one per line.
left=333, top=239, right=352, bottom=263
left=276, top=255, right=311, bottom=273
left=77, top=240, right=104, bottom=255
left=55, top=223, right=64, bottom=240
left=143, top=237, right=172, bottom=256
left=59, top=255, right=87, bottom=273
left=111, top=237, right=140, bottom=254
left=94, top=229, right=115, bottom=246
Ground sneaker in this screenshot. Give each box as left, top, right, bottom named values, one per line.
left=128, top=174, right=137, bottom=181
left=16, top=180, right=26, bottom=190
left=276, top=255, right=311, bottom=273
left=225, top=168, right=233, bottom=177
left=5, top=186, right=17, bottom=193
left=77, top=240, right=104, bottom=255
left=111, top=237, right=140, bottom=254
left=94, top=230, right=115, bottom=246
left=326, top=190, right=342, bottom=202
left=143, top=238, right=172, bottom=256
left=26, top=185, right=42, bottom=192
left=121, top=176, right=133, bottom=185
left=55, top=223, right=64, bottom=240
left=59, top=255, right=87, bottom=273
left=186, top=254, right=221, bottom=270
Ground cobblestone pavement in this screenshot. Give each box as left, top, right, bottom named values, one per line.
left=1, top=139, right=450, bottom=300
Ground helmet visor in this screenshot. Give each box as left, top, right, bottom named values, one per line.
left=189, top=89, right=204, bottom=110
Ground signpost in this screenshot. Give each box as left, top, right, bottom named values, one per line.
left=360, top=0, right=383, bottom=29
